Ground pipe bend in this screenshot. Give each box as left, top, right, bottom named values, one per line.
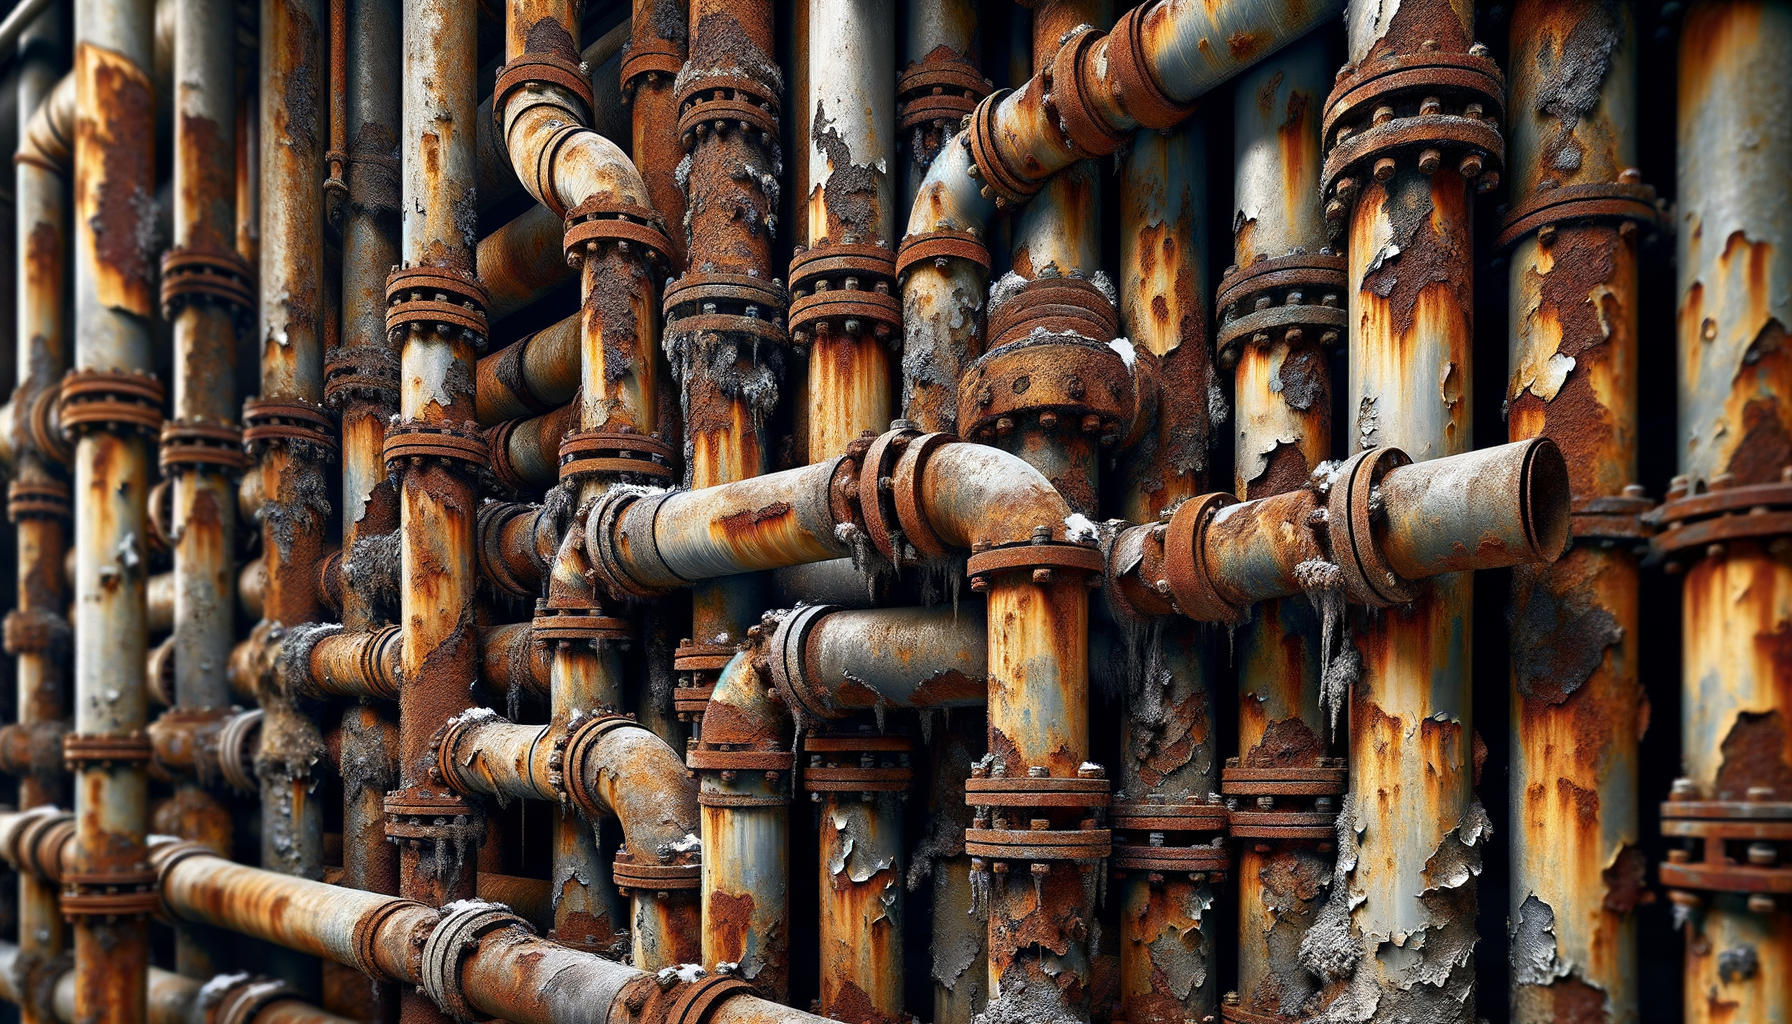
left=904, top=135, right=995, bottom=240
left=699, top=649, right=790, bottom=752
left=915, top=440, right=1077, bottom=549
left=18, top=70, right=72, bottom=172
left=567, top=720, right=698, bottom=862
left=504, top=99, right=652, bottom=217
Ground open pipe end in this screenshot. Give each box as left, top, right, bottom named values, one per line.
left=1521, top=437, right=1572, bottom=564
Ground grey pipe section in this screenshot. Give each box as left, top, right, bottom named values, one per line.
left=773, top=605, right=986, bottom=718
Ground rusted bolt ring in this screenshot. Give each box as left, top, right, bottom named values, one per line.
left=493, top=54, right=594, bottom=122
left=672, top=685, right=717, bottom=717
left=1570, top=493, right=1656, bottom=544
left=890, top=432, right=958, bottom=560
left=1494, top=180, right=1660, bottom=250
left=346, top=898, right=437, bottom=982
left=1227, top=810, right=1338, bottom=840
left=383, top=423, right=491, bottom=476
left=60, top=867, right=161, bottom=919
left=1215, top=253, right=1347, bottom=310
left=1105, top=2, right=1198, bottom=131
left=804, top=735, right=914, bottom=753
left=586, top=487, right=682, bottom=601
left=788, top=292, right=900, bottom=347
left=558, top=428, right=676, bottom=483
left=965, top=542, right=1104, bottom=581
left=385, top=266, right=489, bottom=349
left=1047, top=25, right=1127, bottom=157
left=686, top=748, right=796, bottom=772
left=612, top=850, right=702, bottom=893
left=420, top=901, right=529, bottom=1023
left=1215, top=304, right=1347, bottom=367
left=1213, top=253, right=1348, bottom=367
left=209, top=977, right=303, bottom=1024
left=1658, top=798, right=1792, bottom=895
left=789, top=241, right=896, bottom=287
left=965, top=774, right=1109, bottom=809
left=241, top=398, right=337, bottom=456
left=965, top=825, right=1112, bottom=862
left=987, top=279, right=1120, bottom=346
left=323, top=348, right=402, bottom=409
left=1220, top=763, right=1348, bottom=797
left=674, top=73, right=780, bottom=150
left=856, top=425, right=921, bottom=563
left=766, top=604, right=840, bottom=723
left=216, top=709, right=263, bottom=793
left=1321, top=114, right=1504, bottom=203
left=481, top=420, right=529, bottom=496
left=26, top=384, right=73, bottom=465
left=56, top=368, right=164, bottom=439
left=802, top=766, right=914, bottom=793
left=897, top=54, right=989, bottom=131
left=563, top=198, right=672, bottom=269
left=1110, top=800, right=1229, bottom=834
left=62, top=732, right=152, bottom=769
left=1160, top=493, right=1247, bottom=625
left=619, top=39, right=683, bottom=95
left=160, top=247, right=254, bottom=323
left=531, top=612, right=631, bottom=644
left=665, top=974, right=759, bottom=1024
left=159, top=419, right=249, bottom=474
left=1109, top=841, right=1229, bottom=874
left=3, top=607, right=69, bottom=656
left=1322, top=54, right=1506, bottom=144
left=894, top=229, right=991, bottom=280
left=1325, top=446, right=1423, bottom=607
left=662, top=271, right=788, bottom=318
left=964, top=88, right=1040, bottom=206
left=957, top=332, right=1132, bottom=442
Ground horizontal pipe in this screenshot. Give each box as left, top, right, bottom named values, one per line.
left=772, top=605, right=986, bottom=719
left=1113, top=438, right=1572, bottom=619
left=587, top=432, right=1081, bottom=597
left=475, top=314, right=580, bottom=425
left=480, top=622, right=551, bottom=700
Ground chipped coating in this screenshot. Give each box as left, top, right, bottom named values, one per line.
left=1675, top=1, right=1792, bottom=489
left=1505, top=3, right=1643, bottom=1018
left=1117, top=873, right=1216, bottom=1024
left=630, top=0, right=690, bottom=270
left=1231, top=34, right=1330, bottom=268
left=1681, top=893, right=1792, bottom=1024
left=1119, top=123, right=1215, bottom=521
left=1237, top=843, right=1331, bottom=1016
left=260, top=0, right=326, bottom=401
left=1680, top=544, right=1792, bottom=802
left=818, top=793, right=906, bottom=1024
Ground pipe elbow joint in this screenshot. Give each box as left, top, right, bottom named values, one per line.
left=562, top=715, right=699, bottom=868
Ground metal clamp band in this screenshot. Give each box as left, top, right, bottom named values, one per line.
left=1046, top=25, right=1125, bottom=157
left=421, top=901, right=529, bottom=1023
left=666, top=974, right=758, bottom=1024
left=206, top=976, right=300, bottom=1024
left=217, top=710, right=262, bottom=793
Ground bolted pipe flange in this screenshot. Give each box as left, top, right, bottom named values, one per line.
left=613, top=843, right=701, bottom=897
left=894, top=228, right=991, bottom=284
left=383, top=421, right=491, bottom=478
left=563, top=198, right=672, bottom=269
left=620, top=37, right=683, bottom=99
left=787, top=239, right=902, bottom=351
left=1660, top=795, right=1792, bottom=897
left=560, top=714, right=652, bottom=818
left=385, top=265, right=490, bottom=351
left=493, top=54, right=595, bottom=133
left=584, top=486, right=683, bottom=602
left=986, top=276, right=1119, bottom=348
left=662, top=271, right=789, bottom=350
left=1213, top=252, right=1348, bottom=371
left=558, top=427, right=676, bottom=484
left=674, top=72, right=781, bottom=151
left=241, top=398, right=337, bottom=458
left=664, top=973, right=759, bottom=1024
left=1045, top=24, right=1127, bottom=158
left=1646, top=469, right=1792, bottom=568
left=1320, top=45, right=1507, bottom=235
left=7, top=478, right=71, bottom=522
left=957, top=330, right=1134, bottom=447
left=897, top=51, right=990, bottom=134
left=1160, top=493, right=1248, bottom=624
left=855, top=423, right=924, bottom=566
left=420, top=901, right=532, bottom=1023
left=323, top=345, right=401, bottom=410
left=963, top=88, right=1038, bottom=207
left=1104, top=1, right=1197, bottom=131
left=160, top=246, right=254, bottom=327
left=159, top=419, right=250, bottom=475
left=1323, top=447, right=1424, bottom=607
left=57, top=368, right=164, bottom=439
left=3, top=607, right=71, bottom=657
left=1494, top=177, right=1661, bottom=251
left=1111, top=794, right=1232, bottom=882
left=803, top=733, right=915, bottom=795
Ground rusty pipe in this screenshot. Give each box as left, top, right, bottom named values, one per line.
left=475, top=313, right=580, bottom=425
left=11, top=11, right=71, bottom=1022
left=766, top=603, right=986, bottom=720
left=479, top=621, right=551, bottom=700
left=1111, top=438, right=1571, bottom=623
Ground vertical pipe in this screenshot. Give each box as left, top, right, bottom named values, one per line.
left=10, top=11, right=67, bottom=1024
left=1221, top=33, right=1338, bottom=1023
left=1323, top=3, right=1488, bottom=1020
left=67, top=0, right=157, bottom=1016
left=897, top=0, right=978, bottom=212
left=391, top=14, right=483, bottom=1011
left=1665, top=4, right=1792, bottom=1023
left=796, top=0, right=896, bottom=461
left=675, top=0, right=790, bottom=996
left=330, top=0, right=402, bottom=1017
left=917, top=721, right=987, bottom=1024
left=163, top=0, right=242, bottom=977
left=813, top=744, right=908, bottom=1024
left=255, top=0, right=329, bottom=898
left=1503, top=3, right=1645, bottom=1022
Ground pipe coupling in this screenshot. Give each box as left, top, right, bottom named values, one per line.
left=3, top=607, right=70, bottom=656
left=385, top=265, right=489, bottom=351
left=560, top=713, right=650, bottom=820
left=216, top=709, right=263, bottom=793
left=7, top=477, right=71, bottom=520
left=1, top=807, right=72, bottom=883
left=1111, top=795, right=1231, bottom=882
left=1213, top=252, right=1347, bottom=371
left=420, top=900, right=532, bottom=1023
left=857, top=425, right=960, bottom=566
left=1321, top=43, right=1507, bottom=234
left=147, top=706, right=236, bottom=783
left=0, top=719, right=68, bottom=780
left=563, top=197, right=672, bottom=271
left=584, top=485, right=682, bottom=600
left=763, top=603, right=840, bottom=722
left=201, top=976, right=300, bottom=1024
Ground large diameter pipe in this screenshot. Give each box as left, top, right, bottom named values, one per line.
left=771, top=604, right=987, bottom=719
